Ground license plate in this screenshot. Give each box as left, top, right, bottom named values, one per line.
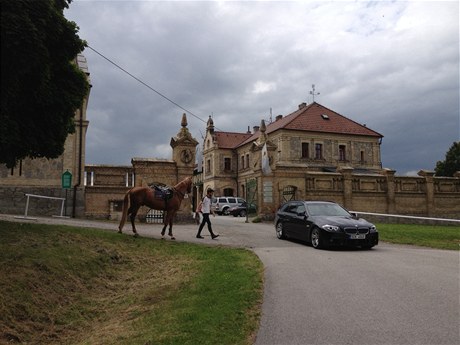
left=349, top=234, right=366, bottom=240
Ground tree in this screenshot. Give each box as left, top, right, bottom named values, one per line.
left=0, top=0, right=89, bottom=168
left=435, top=141, right=460, bottom=177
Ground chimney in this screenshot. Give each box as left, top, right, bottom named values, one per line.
left=253, top=126, right=260, bottom=133
left=276, top=115, right=283, bottom=121
left=299, top=102, right=307, bottom=109
left=247, top=126, right=251, bottom=134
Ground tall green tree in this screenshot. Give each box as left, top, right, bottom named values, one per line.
left=0, top=0, right=89, bottom=168
left=435, top=141, right=460, bottom=177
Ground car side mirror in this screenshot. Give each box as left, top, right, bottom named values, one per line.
left=350, top=212, right=359, bottom=219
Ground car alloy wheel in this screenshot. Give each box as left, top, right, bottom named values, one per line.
left=239, top=210, right=247, bottom=217
left=223, top=207, right=230, bottom=215
left=311, top=227, right=323, bottom=249
left=276, top=222, right=285, bottom=239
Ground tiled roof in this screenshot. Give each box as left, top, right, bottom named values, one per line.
left=238, top=102, right=383, bottom=146
left=277, top=102, right=383, bottom=137
left=214, top=132, right=252, bottom=149
left=214, top=102, right=383, bottom=149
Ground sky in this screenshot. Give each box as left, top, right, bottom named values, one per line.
left=64, top=0, right=459, bottom=176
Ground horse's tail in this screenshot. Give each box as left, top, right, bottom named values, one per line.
left=118, top=190, right=131, bottom=232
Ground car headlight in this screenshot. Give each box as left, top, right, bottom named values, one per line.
left=322, top=224, right=340, bottom=232
left=370, top=225, right=377, bottom=232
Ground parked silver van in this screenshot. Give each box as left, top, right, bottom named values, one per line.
left=212, top=196, right=246, bottom=215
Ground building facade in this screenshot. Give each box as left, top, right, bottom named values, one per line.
left=196, top=102, right=460, bottom=220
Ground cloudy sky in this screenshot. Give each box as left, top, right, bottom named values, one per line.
left=65, top=0, right=459, bottom=176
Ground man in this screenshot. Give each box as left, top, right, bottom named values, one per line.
left=196, top=188, right=219, bottom=239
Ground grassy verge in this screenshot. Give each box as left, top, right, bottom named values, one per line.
left=377, top=223, right=460, bottom=250
left=0, top=221, right=263, bottom=345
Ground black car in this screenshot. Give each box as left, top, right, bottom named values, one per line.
left=274, top=201, right=378, bottom=249
left=228, top=202, right=257, bottom=217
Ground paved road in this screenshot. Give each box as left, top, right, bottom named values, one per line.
left=2, top=214, right=459, bottom=345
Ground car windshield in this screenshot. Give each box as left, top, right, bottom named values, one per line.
left=306, top=203, right=350, bottom=217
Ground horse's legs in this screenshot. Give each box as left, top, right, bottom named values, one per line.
left=161, top=212, right=175, bottom=240
left=129, top=205, right=141, bottom=237
left=161, top=211, right=168, bottom=237
left=168, top=217, right=174, bottom=239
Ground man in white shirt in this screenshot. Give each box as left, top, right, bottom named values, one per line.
left=196, top=188, right=219, bottom=239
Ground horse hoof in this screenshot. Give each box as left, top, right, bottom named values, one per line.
left=170, top=237, right=176, bottom=240
left=133, top=233, right=139, bottom=238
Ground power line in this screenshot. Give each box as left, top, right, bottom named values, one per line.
left=86, top=45, right=209, bottom=126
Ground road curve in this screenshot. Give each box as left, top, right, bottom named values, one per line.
left=2, top=214, right=459, bottom=345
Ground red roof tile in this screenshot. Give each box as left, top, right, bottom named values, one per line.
left=214, top=102, right=383, bottom=148
left=214, top=132, right=252, bottom=149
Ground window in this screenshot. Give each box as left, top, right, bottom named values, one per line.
left=301, top=142, right=309, bottom=158
left=315, top=143, right=323, bottom=159
left=241, top=156, right=245, bottom=169
left=245, top=154, right=249, bottom=168
left=223, top=189, right=234, bottom=197
left=339, top=145, right=346, bottom=161
left=224, top=157, right=231, bottom=171
left=206, top=159, right=211, bottom=173
left=360, top=151, right=365, bottom=163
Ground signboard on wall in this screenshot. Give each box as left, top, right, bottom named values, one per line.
left=263, top=181, right=273, bottom=202
left=62, top=171, right=72, bottom=189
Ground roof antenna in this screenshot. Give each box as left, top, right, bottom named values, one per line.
left=269, top=107, right=273, bottom=123
left=309, top=84, right=320, bottom=103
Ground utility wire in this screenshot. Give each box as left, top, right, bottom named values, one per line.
left=87, top=45, right=212, bottom=127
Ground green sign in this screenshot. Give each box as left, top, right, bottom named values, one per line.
left=62, top=171, right=72, bottom=189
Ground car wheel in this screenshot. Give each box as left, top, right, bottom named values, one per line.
left=311, top=227, right=323, bottom=249
left=223, top=207, right=230, bottom=215
left=276, top=222, right=286, bottom=239
left=239, top=210, right=247, bottom=217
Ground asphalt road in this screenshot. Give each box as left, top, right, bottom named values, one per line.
left=2, top=214, right=459, bottom=345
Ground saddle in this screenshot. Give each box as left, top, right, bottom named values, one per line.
left=151, top=185, right=174, bottom=201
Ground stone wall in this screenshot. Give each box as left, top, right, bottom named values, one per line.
left=0, top=186, right=84, bottom=218
left=266, top=169, right=460, bottom=220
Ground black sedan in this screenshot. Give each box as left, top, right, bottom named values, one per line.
left=274, top=201, right=378, bottom=249
left=228, top=202, right=257, bottom=217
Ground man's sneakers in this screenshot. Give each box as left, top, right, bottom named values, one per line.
left=196, top=234, right=219, bottom=239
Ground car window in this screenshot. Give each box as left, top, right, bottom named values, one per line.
left=285, top=203, right=300, bottom=214
left=306, top=203, right=350, bottom=217
left=218, top=198, right=226, bottom=203
left=295, top=204, right=306, bottom=214
left=227, top=198, right=236, bottom=203
left=237, top=198, right=245, bottom=203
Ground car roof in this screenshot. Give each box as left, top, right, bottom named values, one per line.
left=286, top=200, right=337, bottom=205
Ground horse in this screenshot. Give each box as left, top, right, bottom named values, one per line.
left=118, top=176, right=192, bottom=239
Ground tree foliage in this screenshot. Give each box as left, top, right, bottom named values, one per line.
left=0, top=0, right=89, bottom=168
left=435, top=141, right=460, bottom=177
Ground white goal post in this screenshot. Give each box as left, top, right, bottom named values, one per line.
left=14, top=193, right=68, bottom=220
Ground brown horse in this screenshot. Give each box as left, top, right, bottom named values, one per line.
left=118, top=176, right=192, bottom=239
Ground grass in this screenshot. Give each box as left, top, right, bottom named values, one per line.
left=0, top=221, right=263, bottom=345
left=377, top=223, right=460, bottom=250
